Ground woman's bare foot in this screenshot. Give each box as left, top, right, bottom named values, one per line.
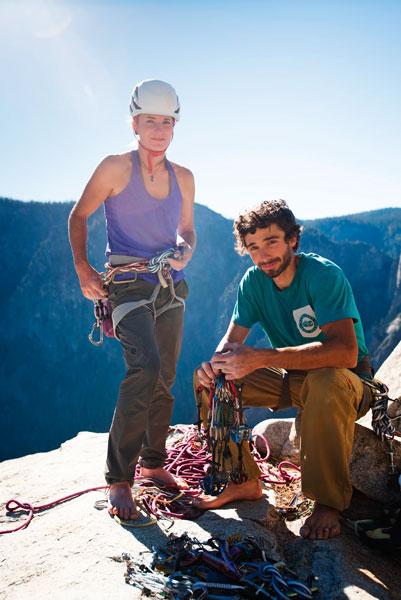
left=192, top=479, right=263, bottom=510
left=108, top=481, right=138, bottom=521
left=139, top=467, right=189, bottom=489
left=300, top=503, right=341, bottom=540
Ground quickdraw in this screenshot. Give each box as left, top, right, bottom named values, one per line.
left=121, top=532, right=318, bottom=598
left=362, top=377, right=401, bottom=482
left=201, top=374, right=251, bottom=495
left=88, top=248, right=177, bottom=346
left=88, top=299, right=113, bottom=346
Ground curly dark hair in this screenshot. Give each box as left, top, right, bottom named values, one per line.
left=233, top=199, right=303, bottom=255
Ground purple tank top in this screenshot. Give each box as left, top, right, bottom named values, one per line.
left=104, top=151, right=184, bottom=283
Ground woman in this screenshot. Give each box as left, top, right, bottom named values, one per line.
left=68, top=79, right=196, bottom=521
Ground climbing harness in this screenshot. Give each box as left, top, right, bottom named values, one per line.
left=88, top=248, right=184, bottom=346
left=120, top=532, right=318, bottom=598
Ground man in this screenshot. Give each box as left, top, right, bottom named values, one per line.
left=195, top=199, right=372, bottom=540
left=69, top=79, right=195, bottom=522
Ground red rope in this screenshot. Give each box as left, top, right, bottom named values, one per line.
left=252, top=433, right=301, bottom=484
left=1, top=427, right=300, bottom=534
left=1, top=486, right=107, bottom=535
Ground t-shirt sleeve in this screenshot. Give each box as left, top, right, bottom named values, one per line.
left=308, top=263, right=360, bottom=327
left=231, top=271, right=259, bottom=328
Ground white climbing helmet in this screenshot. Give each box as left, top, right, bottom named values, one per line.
left=129, top=79, right=180, bottom=122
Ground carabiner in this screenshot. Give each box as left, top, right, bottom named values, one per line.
left=88, top=321, right=104, bottom=346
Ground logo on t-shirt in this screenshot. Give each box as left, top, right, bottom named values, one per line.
left=292, top=305, right=322, bottom=338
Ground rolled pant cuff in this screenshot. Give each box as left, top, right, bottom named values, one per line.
left=105, top=477, right=135, bottom=487
left=138, top=459, right=165, bottom=470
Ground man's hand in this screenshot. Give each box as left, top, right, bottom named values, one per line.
left=76, top=262, right=107, bottom=300
left=196, top=360, right=221, bottom=388
left=211, top=343, right=262, bottom=380
left=167, top=242, right=193, bottom=271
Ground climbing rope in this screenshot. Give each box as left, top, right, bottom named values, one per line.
left=0, top=486, right=107, bottom=535
left=102, top=248, right=176, bottom=288
left=0, top=425, right=301, bottom=534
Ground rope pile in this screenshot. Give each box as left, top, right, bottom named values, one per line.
left=1, top=425, right=301, bottom=534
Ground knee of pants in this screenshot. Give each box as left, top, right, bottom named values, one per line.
left=123, top=338, right=160, bottom=373
left=302, top=368, right=356, bottom=410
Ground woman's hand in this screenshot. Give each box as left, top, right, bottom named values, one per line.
left=76, top=261, right=107, bottom=300
left=167, top=242, right=193, bottom=271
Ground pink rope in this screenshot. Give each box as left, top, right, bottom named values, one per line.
left=1, top=427, right=300, bottom=534
left=1, top=486, right=107, bottom=535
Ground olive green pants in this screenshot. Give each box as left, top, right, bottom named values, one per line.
left=105, top=277, right=188, bottom=485
left=194, top=366, right=372, bottom=511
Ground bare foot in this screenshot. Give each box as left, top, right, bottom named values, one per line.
left=139, top=467, right=189, bottom=489
left=300, top=503, right=341, bottom=540
left=192, top=479, right=263, bottom=509
left=108, top=481, right=138, bottom=521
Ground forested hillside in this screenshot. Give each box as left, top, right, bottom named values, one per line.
left=1, top=198, right=400, bottom=460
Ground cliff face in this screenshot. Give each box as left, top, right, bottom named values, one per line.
left=1, top=198, right=401, bottom=461
left=1, top=421, right=400, bottom=599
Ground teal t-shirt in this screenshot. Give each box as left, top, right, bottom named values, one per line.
left=232, top=253, right=369, bottom=362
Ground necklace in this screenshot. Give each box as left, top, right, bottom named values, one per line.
left=139, top=158, right=165, bottom=183
left=138, top=143, right=166, bottom=182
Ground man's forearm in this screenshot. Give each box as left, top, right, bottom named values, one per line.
left=257, top=340, right=357, bottom=371
left=215, top=322, right=249, bottom=353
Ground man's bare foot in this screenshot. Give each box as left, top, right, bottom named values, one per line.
left=139, top=467, right=189, bottom=489
left=192, top=479, right=263, bottom=510
left=108, top=481, right=138, bottom=521
left=300, top=503, right=341, bottom=540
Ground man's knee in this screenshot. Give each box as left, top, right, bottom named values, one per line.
left=304, top=367, right=349, bottom=389
left=302, top=368, right=355, bottom=410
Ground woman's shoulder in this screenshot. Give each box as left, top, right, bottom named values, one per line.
left=101, top=151, right=132, bottom=170
left=95, top=152, right=133, bottom=196
left=169, top=161, right=195, bottom=185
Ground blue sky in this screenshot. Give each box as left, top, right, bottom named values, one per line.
left=1, top=0, right=400, bottom=219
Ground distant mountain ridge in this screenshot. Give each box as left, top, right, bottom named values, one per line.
left=1, top=198, right=400, bottom=461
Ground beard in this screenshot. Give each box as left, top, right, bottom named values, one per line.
left=258, top=246, right=293, bottom=279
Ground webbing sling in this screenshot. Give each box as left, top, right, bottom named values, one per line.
left=111, top=277, right=185, bottom=338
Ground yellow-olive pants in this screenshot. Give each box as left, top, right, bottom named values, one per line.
left=194, top=367, right=372, bottom=511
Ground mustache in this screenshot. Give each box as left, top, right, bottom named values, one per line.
left=258, top=260, right=280, bottom=267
